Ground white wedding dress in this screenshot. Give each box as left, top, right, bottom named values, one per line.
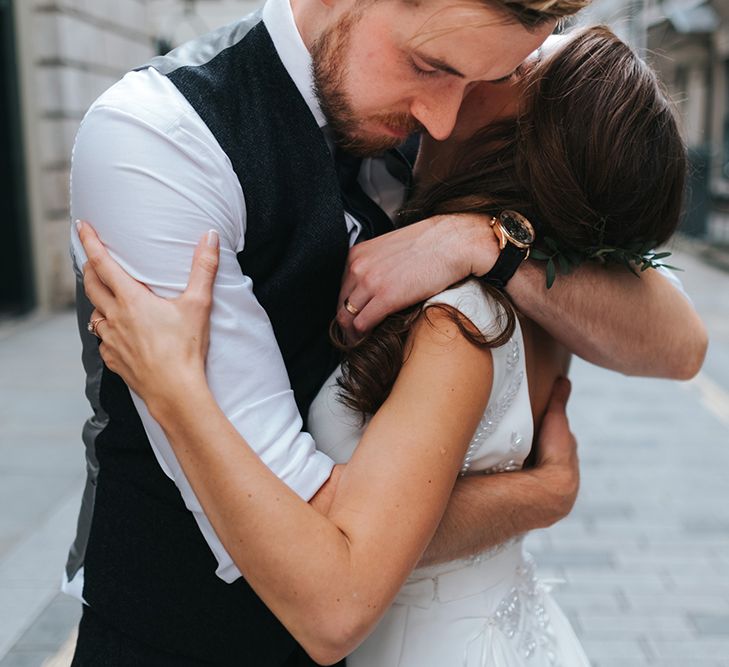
left=308, top=281, right=591, bottom=667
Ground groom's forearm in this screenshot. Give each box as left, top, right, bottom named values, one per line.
left=506, top=261, right=707, bottom=380
left=420, top=466, right=576, bottom=566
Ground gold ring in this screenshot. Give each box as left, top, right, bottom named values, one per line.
left=343, top=298, right=360, bottom=316
left=87, top=317, right=107, bottom=339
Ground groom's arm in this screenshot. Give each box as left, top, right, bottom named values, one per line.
left=505, top=256, right=706, bottom=380
left=337, top=214, right=707, bottom=380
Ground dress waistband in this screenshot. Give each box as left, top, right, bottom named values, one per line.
left=395, top=539, right=524, bottom=609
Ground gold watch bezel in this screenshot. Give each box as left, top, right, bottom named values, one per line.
left=490, top=210, right=536, bottom=257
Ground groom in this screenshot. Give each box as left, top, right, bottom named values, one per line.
left=67, top=0, right=706, bottom=664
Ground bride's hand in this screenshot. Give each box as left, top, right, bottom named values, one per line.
left=77, top=221, right=220, bottom=406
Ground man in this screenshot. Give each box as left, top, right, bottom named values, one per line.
left=67, top=0, right=707, bottom=664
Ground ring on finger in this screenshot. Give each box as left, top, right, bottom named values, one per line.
left=343, top=298, right=361, bottom=317
left=87, top=317, right=107, bottom=339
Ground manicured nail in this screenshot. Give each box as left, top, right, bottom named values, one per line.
left=75, top=220, right=83, bottom=232
left=207, top=229, right=219, bottom=248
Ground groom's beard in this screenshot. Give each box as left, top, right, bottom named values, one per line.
left=311, top=11, right=423, bottom=157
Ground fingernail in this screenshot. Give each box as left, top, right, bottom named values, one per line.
left=75, top=220, right=83, bottom=232
left=207, top=229, right=219, bottom=248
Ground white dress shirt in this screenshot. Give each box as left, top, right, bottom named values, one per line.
left=66, top=0, right=405, bottom=594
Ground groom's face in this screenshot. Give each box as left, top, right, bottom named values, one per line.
left=311, top=0, right=554, bottom=156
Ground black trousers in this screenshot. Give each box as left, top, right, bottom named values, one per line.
left=71, top=605, right=342, bottom=667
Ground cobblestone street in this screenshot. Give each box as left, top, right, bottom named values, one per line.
left=0, top=246, right=727, bottom=666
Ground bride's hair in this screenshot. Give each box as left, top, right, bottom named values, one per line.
left=333, top=25, right=687, bottom=417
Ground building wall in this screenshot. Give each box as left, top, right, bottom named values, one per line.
left=148, top=0, right=262, bottom=48
left=14, top=0, right=156, bottom=309
left=14, top=0, right=269, bottom=310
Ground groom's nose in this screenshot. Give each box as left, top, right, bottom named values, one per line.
left=409, top=87, right=463, bottom=141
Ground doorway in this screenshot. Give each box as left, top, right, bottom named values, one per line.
left=0, top=0, right=34, bottom=314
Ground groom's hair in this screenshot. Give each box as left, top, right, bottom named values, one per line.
left=391, top=0, right=591, bottom=28
left=496, top=0, right=591, bottom=27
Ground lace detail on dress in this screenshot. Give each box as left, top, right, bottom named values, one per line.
left=460, top=347, right=524, bottom=476
left=505, top=339, right=520, bottom=371
left=462, top=554, right=562, bottom=666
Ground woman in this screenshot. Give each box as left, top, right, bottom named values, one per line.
left=77, top=27, right=685, bottom=665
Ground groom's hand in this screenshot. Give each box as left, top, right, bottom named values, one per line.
left=527, top=377, right=580, bottom=524
left=337, top=213, right=499, bottom=340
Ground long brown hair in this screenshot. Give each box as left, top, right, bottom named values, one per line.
left=334, top=26, right=687, bottom=417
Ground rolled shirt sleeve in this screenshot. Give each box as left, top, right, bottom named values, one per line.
left=70, top=68, right=334, bottom=582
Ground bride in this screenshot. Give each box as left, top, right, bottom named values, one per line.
left=77, top=26, right=687, bottom=666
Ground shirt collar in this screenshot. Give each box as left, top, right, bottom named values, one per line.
left=263, top=0, right=327, bottom=128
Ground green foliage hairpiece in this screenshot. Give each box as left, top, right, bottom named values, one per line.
left=530, top=237, right=681, bottom=289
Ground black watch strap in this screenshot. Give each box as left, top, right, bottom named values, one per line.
left=480, top=243, right=528, bottom=290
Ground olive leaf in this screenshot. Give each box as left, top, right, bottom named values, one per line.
left=546, top=258, right=557, bottom=289
left=530, top=237, right=679, bottom=289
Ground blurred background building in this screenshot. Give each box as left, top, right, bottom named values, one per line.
left=0, top=0, right=259, bottom=317
left=0, top=0, right=727, bottom=314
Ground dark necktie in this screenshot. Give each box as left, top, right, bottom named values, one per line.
left=334, top=148, right=396, bottom=241
left=385, top=133, right=419, bottom=193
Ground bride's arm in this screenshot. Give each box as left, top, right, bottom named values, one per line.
left=80, top=227, right=494, bottom=664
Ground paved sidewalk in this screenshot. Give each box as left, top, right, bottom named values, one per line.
left=527, top=247, right=729, bottom=666
left=0, top=247, right=727, bottom=666
left=0, top=312, right=86, bottom=666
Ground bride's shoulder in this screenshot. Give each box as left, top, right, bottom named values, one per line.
left=424, top=279, right=511, bottom=337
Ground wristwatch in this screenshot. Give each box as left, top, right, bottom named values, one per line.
left=480, top=210, right=536, bottom=290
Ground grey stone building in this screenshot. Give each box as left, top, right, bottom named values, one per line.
left=1, top=0, right=259, bottom=315
left=2, top=0, right=154, bottom=313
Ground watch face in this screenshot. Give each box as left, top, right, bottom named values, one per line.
left=498, top=210, right=536, bottom=248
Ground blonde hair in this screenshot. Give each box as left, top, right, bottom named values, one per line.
left=498, top=0, right=591, bottom=25
left=402, top=0, right=591, bottom=40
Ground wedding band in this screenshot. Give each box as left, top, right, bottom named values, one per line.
left=343, top=298, right=360, bottom=316
left=87, top=317, right=107, bottom=338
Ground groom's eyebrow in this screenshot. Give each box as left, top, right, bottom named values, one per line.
left=419, top=53, right=466, bottom=78
left=417, top=52, right=522, bottom=82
